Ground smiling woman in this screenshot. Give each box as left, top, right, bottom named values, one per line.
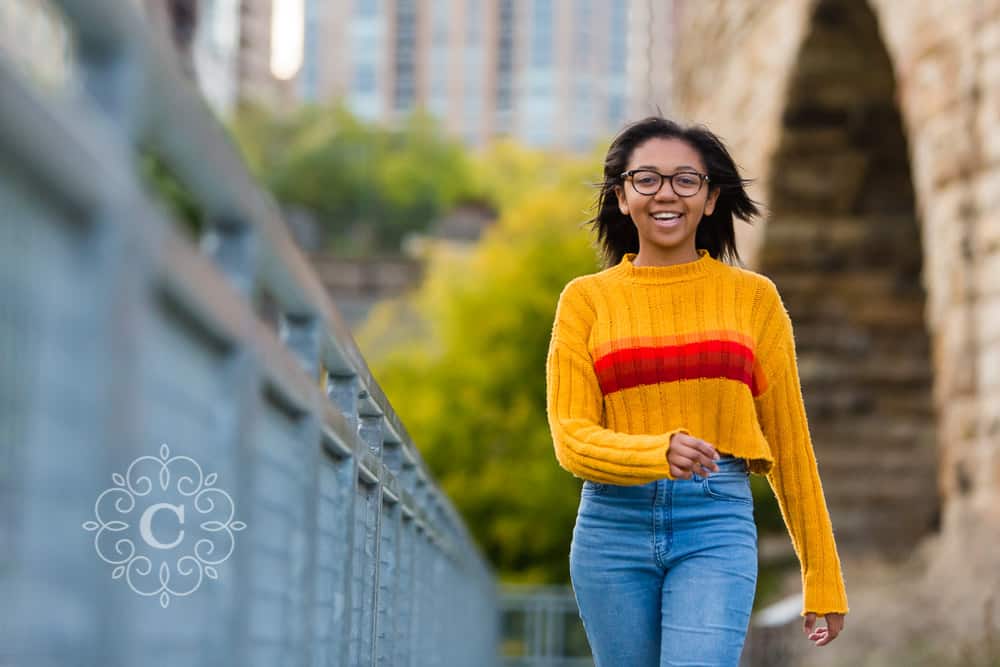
left=270, top=0, right=304, bottom=80
left=546, top=116, right=849, bottom=665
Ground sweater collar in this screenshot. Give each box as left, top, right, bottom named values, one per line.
left=614, top=248, right=718, bottom=285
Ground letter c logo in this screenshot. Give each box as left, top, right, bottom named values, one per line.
left=139, top=502, right=185, bottom=550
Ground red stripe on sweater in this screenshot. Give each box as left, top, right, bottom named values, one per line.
left=594, top=340, right=765, bottom=396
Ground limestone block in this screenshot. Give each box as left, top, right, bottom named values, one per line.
left=978, top=63, right=1000, bottom=166
left=911, top=114, right=979, bottom=191
left=978, top=295, right=1000, bottom=347
left=932, top=309, right=976, bottom=401
left=979, top=248, right=1000, bottom=297
left=972, top=171, right=1000, bottom=249
left=980, top=338, right=1000, bottom=391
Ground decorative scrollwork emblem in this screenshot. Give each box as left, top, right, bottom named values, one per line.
left=82, top=444, right=246, bottom=608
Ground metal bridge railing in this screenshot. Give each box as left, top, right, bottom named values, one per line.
left=0, top=2, right=499, bottom=666
left=499, top=585, right=594, bottom=667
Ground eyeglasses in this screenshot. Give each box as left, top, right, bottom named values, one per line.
left=620, top=169, right=710, bottom=197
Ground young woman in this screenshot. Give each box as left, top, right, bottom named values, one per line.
left=545, top=116, right=848, bottom=665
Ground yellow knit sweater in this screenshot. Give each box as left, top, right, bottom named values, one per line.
left=545, top=248, right=848, bottom=616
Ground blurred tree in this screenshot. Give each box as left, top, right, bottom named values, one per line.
left=470, top=138, right=601, bottom=212
left=359, top=177, right=601, bottom=584
left=228, top=105, right=478, bottom=255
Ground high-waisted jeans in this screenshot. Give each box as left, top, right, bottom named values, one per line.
left=569, top=455, right=758, bottom=667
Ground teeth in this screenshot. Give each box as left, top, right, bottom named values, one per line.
left=653, top=213, right=681, bottom=220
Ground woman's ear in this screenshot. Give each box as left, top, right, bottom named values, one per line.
left=615, top=185, right=629, bottom=217
left=704, top=186, right=721, bottom=216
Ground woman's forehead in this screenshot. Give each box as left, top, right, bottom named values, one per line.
left=628, top=137, right=704, bottom=171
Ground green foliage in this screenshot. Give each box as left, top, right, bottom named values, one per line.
left=138, top=146, right=203, bottom=237
left=469, top=139, right=601, bottom=213
left=751, top=475, right=784, bottom=533
left=228, top=104, right=477, bottom=255
left=359, top=173, right=601, bottom=584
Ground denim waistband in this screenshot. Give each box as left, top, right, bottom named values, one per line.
left=581, top=454, right=749, bottom=500
left=712, top=454, right=748, bottom=473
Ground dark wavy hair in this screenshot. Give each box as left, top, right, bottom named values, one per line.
left=588, top=116, right=760, bottom=268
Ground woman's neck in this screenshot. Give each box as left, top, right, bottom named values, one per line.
left=632, top=244, right=700, bottom=268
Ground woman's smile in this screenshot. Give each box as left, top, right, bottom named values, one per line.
left=650, top=211, right=684, bottom=229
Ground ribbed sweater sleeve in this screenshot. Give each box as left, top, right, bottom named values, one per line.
left=545, top=280, right=688, bottom=485
left=753, top=280, right=849, bottom=616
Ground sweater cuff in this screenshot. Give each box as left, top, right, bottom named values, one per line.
left=802, top=582, right=849, bottom=617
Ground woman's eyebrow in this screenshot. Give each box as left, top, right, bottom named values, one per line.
left=634, top=164, right=700, bottom=171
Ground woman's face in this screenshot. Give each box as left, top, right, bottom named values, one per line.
left=614, top=137, right=720, bottom=261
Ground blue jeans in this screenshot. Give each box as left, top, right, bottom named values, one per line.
left=569, top=455, right=758, bottom=667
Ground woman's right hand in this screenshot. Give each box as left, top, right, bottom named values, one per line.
left=667, top=433, right=720, bottom=479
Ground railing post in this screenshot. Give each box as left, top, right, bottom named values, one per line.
left=280, top=313, right=321, bottom=380
left=280, top=313, right=323, bottom=666
left=75, top=44, right=144, bottom=142
left=358, top=408, right=384, bottom=457
left=326, top=374, right=360, bottom=436
left=410, top=476, right=430, bottom=666
left=200, top=221, right=257, bottom=298
left=323, top=371, right=362, bottom=667
left=358, top=411, right=384, bottom=667
left=197, top=220, right=257, bottom=665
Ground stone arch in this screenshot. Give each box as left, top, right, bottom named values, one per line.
left=758, top=0, right=939, bottom=557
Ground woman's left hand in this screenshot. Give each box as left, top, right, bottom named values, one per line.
left=803, top=612, right=844, bottom=646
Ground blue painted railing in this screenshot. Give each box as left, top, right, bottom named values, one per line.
left=0, top=2, right=498, bottom=666
left=499, top=585, right=593, bottom=667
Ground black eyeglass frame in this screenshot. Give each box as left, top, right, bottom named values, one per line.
left=619, top=169, right=711, bottom=197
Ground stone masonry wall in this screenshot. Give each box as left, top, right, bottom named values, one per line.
left=672, top=0, right=1000, bottom=654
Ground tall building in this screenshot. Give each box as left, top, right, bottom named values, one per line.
left=296, top=0, right=670, bottom=151
left=140, top=0, right=242, bottom=116
left=512, top=0, right=632, bottom=150
left=0, top=0, right=241, bottom=118
left=236, top=0, right=299, bottom=111
left=192, top=0, right=241, bottom=116
left=0, top=1, right=675, bottom=145
left=626, top=0, right=677, bottom=120
left=0, top=1, right=71, bottom=89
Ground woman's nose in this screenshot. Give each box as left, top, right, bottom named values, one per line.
left=654, top=182, right=679, bottom=201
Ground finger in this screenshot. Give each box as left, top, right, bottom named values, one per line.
left=803, top=613, right=816, bottom=634
left=668, top=451, right=698, bottom=471
left=685, top=453, right=706, bottom=473
left=667, top=441, right=696, bottom=463
left=689, top=458, right=713, bottom=478
left=673, top=440, right=718, bottom=474
left=673, top=435, right=717, bottom=460
left=828, top=615, right=844, bottom=634
left=669, top=463, right=694, bottom=480
left=694, top=440, right=720, bottom=472
left=672, top=433, right=700, bottom=447
left=693, top=438, right=719, bottom=460
left=816, top=630, right=836, bottom=646
left=810, top=625, right=840, bottom=645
